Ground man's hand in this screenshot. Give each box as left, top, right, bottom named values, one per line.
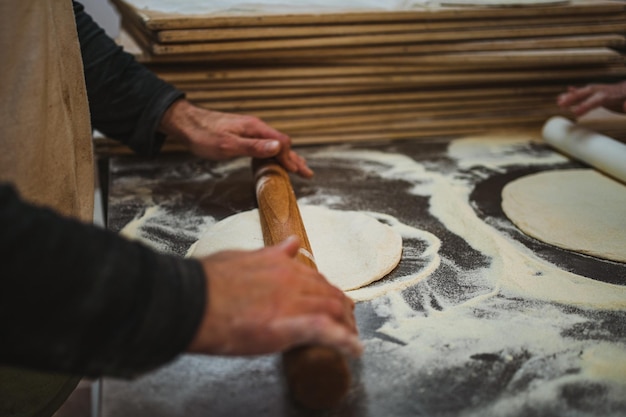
left=159, top=99, right=313, bottom=178
left=187, top=236, right=362, bottom=358
left=557, top=81, right=626, bottom=117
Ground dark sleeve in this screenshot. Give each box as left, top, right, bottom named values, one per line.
left=73, top=1, right=184, bottom=156
left=0, top=184, right=206, bottom=377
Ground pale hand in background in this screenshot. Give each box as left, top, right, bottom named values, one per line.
left=558, top=81, right=626, bottom=118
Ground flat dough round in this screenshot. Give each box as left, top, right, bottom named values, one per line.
left=502, top=169, right=626, bottom=262
left=189, top=205, right=403, bottom=291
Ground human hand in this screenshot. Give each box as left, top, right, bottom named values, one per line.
left=187, top=236, right=362, bottom=358
left=557, top=81, right=626, bottom=117
left=159, top=99, right=313, bottom=178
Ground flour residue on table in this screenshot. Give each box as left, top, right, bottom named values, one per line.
left=306, top=138, right=626, bottom=309
left=111, top=135, right=626, bottom=414
left=303, top=136, right=626, bottom=414
left=120, top=205, right=216, bottom=255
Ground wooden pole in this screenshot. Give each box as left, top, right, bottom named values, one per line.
left=252, top=158, right=352, bottom=409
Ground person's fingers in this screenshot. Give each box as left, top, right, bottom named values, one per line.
left=240, top=116, right=289, bottom=141
left=287, top=269, right=349, bottom=303
left=571, top=91, right=606, bottom=117
left=557, top=86, right=592, bottom=108
left=235, top=136, right=300, bottom=172
left=342, top=296, right=357, bottom=332
left=294, top=278, right=357, bottom=331
left=271, top=315, right=363, bottom=357
left=265, top=238, right=357, bottom=329
left=251, top=235, right=358, bottom=327
left=226, top=135, right=286, bottom=158
left=272, top=235, right=301, bottom=258
left=240, top=116, right=312, bottom=177
left=285, top=150, right=314, bottom=178
left=237, top=117, right=300, bottom=170
left=291, top=296, right=347, bottom=323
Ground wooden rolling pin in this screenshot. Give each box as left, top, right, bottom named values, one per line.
left=542, top=116, right=626, bottom=184
left=252, top=158, right=352, bottom=409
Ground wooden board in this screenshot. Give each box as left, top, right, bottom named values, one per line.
left=171, top=66, right=626, bottom=92
left=261, top=103, right=561, bottom=132
left=180, top=65, right=626, bottom=101
left=135, top=34, right=626, bottom=62
left=141, top=34, right=625, bottom=66
left=94, top=112, right=556, bottom=155
left=287, top=113, right=558, bottom=138
left=106, top=0, right=626, bottom=152
left=208, top=96, right=559, bottom=120
left=139, top=23, right=626, bottom=55
left=192, top=85, right=565, bottom=111
left=152, top=14, right=623, bottom=43
left=110, top=0, right=626, bottom=31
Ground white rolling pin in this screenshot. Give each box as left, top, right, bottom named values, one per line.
left=542, top=116, right=626, bottom=184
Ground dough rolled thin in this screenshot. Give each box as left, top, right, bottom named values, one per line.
left=190, top=205, right=403, bottom=291
left=501, top=169, right=626, bottom=263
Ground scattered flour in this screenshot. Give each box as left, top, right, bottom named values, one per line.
left=120, top=205, right=216, bottom=254
left=303, top=139, right=626, bottom=309
left=303, top=136, right=626, bottom=413
left=115, top=134, right=626, bottom=413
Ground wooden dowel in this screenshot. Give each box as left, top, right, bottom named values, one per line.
left=252, top=158, right=352, bottom=410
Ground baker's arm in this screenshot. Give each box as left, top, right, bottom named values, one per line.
left=0, top=185, right=361, bottom=375
left=0, top=184, right=205, bottom=377
left=73, top=1, right=182, bottom=156
left=73, top=2, right=312, bottom=177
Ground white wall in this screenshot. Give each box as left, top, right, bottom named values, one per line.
left=79, top=0, right=121, bottom=39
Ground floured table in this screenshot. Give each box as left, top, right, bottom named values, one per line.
left=103, top=133, right=626, bottom=416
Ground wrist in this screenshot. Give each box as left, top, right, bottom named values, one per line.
left=158, top=99, right=197, bottom=142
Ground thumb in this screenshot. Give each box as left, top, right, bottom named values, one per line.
left=247, top=138, right=282, bottom=158
left=275, top=235, right=301, bottom=258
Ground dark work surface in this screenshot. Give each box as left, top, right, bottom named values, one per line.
left=103, top=138, right=626, bottom=417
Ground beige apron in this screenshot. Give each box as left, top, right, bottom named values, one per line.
left=0, top=0, right=95, bottom=415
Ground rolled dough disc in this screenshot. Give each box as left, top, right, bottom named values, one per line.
left=189, top=205, right=403, bottom=291
left=501, top=169, right=626, bottom=263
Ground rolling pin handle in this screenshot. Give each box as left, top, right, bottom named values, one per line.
left=252, top=157, right=353, bottom=409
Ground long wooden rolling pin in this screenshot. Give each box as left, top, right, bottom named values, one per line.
left=252, top=158, right=352, bottom=409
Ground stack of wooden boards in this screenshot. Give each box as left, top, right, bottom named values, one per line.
left=110, top=0, right=626, bottom=147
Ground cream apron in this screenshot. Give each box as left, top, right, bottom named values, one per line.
left=0, top=0, right=95, bottom=415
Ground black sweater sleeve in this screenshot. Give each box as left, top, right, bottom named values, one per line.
left=73, top=1, right=184, bottom=156
left=0, top=185, right=206, bottom=377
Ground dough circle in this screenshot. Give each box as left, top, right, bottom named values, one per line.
left=501, top=169, right=626, bottom=263
left=189, top=205, right=403, bottom=291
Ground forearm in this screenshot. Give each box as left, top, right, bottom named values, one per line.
left=73, top=1, right=183, bottom=156
left=0, top=185, right=205, bottom=377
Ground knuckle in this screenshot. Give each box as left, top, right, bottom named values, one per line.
left=326, top=298, right=345, bottom=318
left=308, top=314, right=333, bottom=332
left=243, top=115, right=262, bottom=126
